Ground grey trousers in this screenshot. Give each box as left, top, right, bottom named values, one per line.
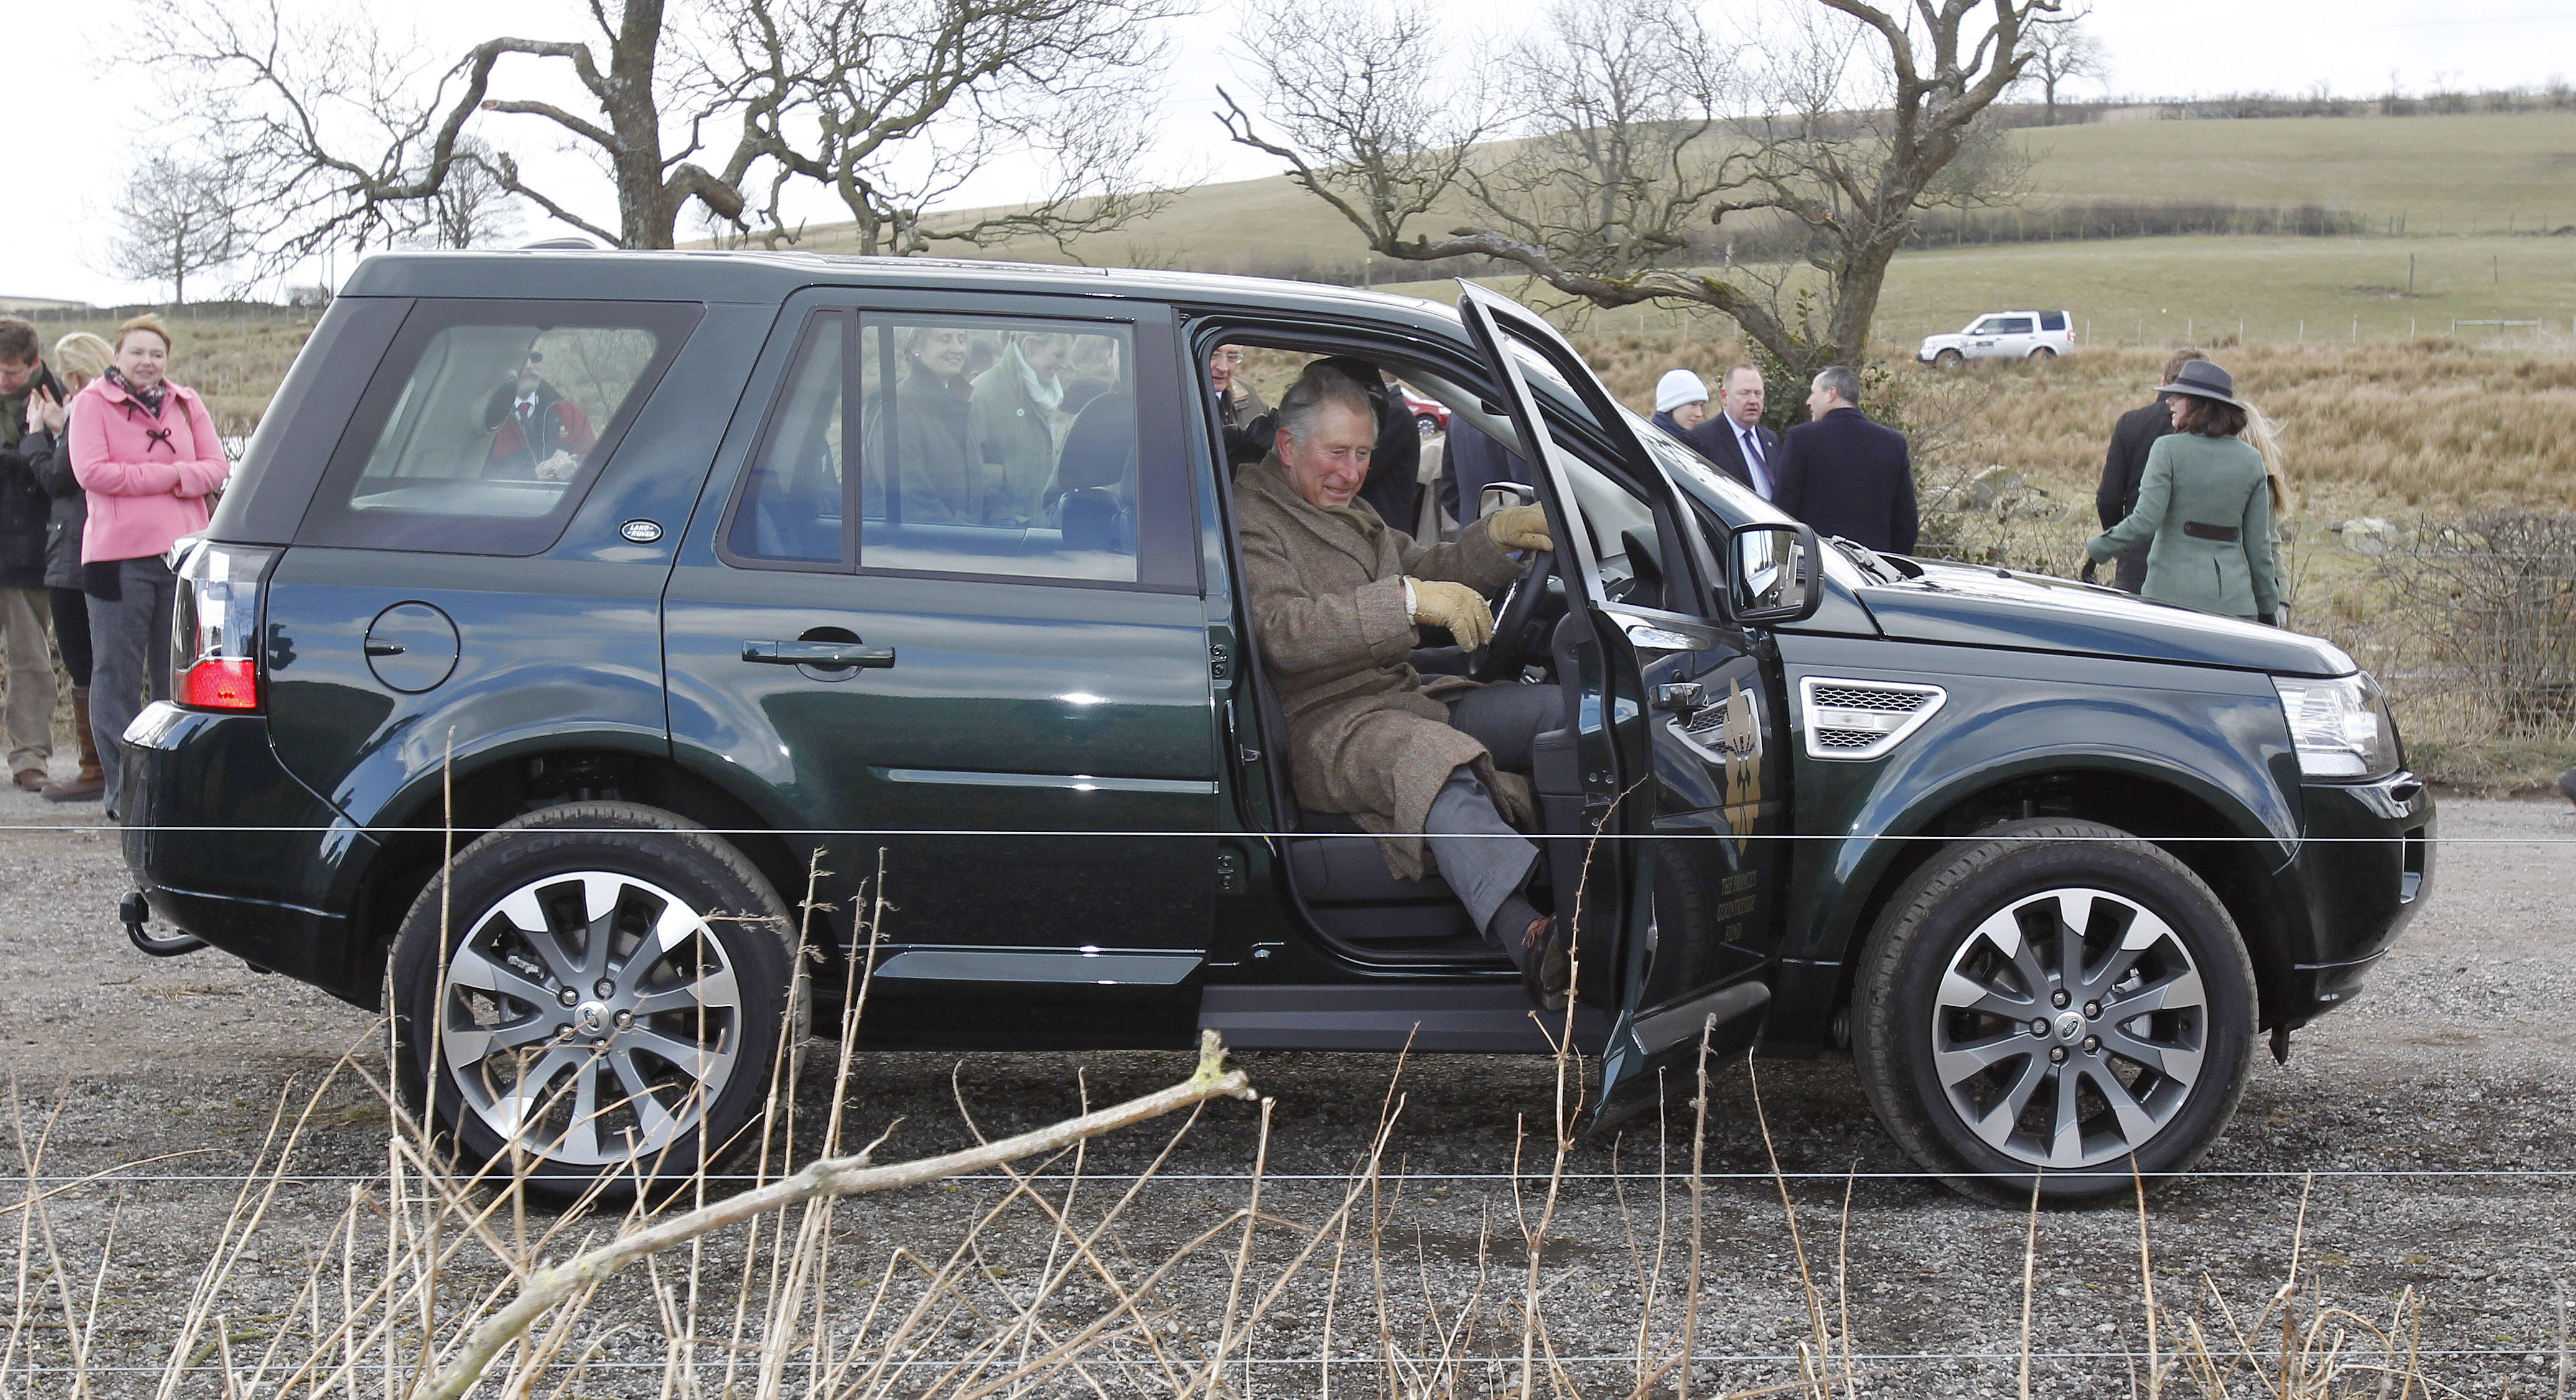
left=1, top=586, right=52, bottom=774
left=1426, top=683, right=1559, bottom=951
left=88, top=558, right=177, bottom=814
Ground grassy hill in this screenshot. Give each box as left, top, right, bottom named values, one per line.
left=788, top=110, right=2576, bottom=272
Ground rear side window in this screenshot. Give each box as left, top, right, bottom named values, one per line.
left=297, top=299, right=699, bottom=554
left=2038, top=310, right=2067, bottom=331
left=1998, top=317, right=2035, bottom=335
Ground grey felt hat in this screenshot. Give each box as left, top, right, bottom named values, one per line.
left=2155, top=358, right=2240, bottom=406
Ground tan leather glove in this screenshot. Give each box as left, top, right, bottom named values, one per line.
left=1408, top=578, right=1495, bottom=650
left=1485, top=503, right=1552, bottom=552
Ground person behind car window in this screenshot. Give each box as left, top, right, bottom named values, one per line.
left=2084, top=359, right=2284, bottom=625
left=974, top=330, right=1072, bottom=528
left=1773, top=365, right=1918, bottom=555
left=1684, top=364, right=1781, bottom=501
left=2093, top=348, right=2208, bottom=592
left=1648, top=369, right=1709, bottom=452
left=1210, top=345, right=1276, bottom=469
left=1059, top=334, right=1123, bottom=419
left=1234, top=363, right=1574, bottom=1009
left=862, top=325, right=987, bottom=526
left=482, top=349, right=597, bottom=482
left=70, top=314, right=230, bottom=818
left=15, top=331, right=114, bottom=801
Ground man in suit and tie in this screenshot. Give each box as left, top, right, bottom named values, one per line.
left=1684, top=365, right=1781, bottom=500
left=1773, top=365, right=1919, bottom=556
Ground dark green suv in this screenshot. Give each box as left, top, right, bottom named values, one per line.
left=122, top=251, right=2431, bottom=1201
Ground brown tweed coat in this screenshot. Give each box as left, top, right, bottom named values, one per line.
left=1237, top=452, right=1532, bottom=879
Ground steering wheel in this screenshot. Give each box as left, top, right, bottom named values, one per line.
left=1470, top=549, right=1555, bottom=683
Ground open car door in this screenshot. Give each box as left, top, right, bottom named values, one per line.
left=1454, top=282, right=1793, bottom=1132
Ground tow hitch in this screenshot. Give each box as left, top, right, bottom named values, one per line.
left=122, top=891, right=207, bottom=958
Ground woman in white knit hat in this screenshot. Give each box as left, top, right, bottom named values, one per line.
left=1648, top=368, right=1710, bottom=449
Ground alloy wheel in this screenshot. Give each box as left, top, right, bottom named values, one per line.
left=1931, top=886, right=2209, bottom=1169
left=437, top=870, right=747, bottom=1167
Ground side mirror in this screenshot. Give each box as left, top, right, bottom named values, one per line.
left=1727, top=521, right=1824, bottom=625
left=1477, top=481, right=1538, bottom=520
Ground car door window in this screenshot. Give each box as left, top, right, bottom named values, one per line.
left=856, top=315, right=1139, bottom=584
left=1999, top=317, right=2035, bottom=335
left=723, top=311, right=847, bottom=567
left=1969, top=317, right=2005, bottom=335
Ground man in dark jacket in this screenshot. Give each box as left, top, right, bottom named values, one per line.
left=1773, top=365, right=1918, bottom=555
left=2094, top=348, right=2207, bottom=592
left=1438, top=418, right=1529, bottom=530
left=1684, top=365, right=1783, bottom=500
left=0, top=316, right=66, bottom=789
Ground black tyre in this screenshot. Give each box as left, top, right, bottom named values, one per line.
left=1850, top=819, right=2257, bottom=1205
left=2028, top=346, right=2058, bottom=362
left=1933, top=348, right=1965, bottom=369
left=390, top=802, right=799, bottom=1202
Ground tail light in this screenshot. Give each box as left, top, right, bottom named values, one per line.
left=172, top=541, right=278, bottom=713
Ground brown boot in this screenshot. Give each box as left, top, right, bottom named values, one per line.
left=39, top=688, right=104, bottom=803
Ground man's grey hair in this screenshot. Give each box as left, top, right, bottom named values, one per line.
left=1276, top=363, right=1378, bottom=446
left=1813, top=365, right=1862, bottom=407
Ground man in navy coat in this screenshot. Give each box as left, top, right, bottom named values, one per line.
left=1683, top=365, right=1782, bottom=500
left=1773, top=365, right=1918, bottom=555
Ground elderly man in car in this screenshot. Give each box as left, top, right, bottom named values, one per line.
left=1236, top=361, right=1570, bottom=1007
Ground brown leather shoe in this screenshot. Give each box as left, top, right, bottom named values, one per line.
left=39, top=771, right=105, bottom=802
left=11, top=767, right=45, bottom=792
left=1520, top=915, right=1570, bottom=1012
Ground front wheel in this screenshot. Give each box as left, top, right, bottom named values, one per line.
left=390, top=802, right=800, bottom=1202
left=1933, top=348, right=1964, bottom=369
left=1851, top=819, right=2257, bottom=1204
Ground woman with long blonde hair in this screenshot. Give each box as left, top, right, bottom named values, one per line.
left=16, top=331, right=114, bottom=800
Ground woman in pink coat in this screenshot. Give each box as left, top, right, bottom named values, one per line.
left=70, top=314, right=230, bottom=813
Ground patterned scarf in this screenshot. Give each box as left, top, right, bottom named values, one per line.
left=107, top=366, right=167, bottom=419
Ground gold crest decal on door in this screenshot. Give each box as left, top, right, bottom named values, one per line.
left=1720, top=679, right=1763, bottom=857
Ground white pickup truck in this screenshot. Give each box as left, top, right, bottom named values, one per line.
left=1917, top=310, right=2076, bottom=365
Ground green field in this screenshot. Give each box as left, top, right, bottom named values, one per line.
left=1372, top=231, right=2576, bottom=352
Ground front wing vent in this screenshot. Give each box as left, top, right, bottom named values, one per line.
left=1798, top=676, right=1948, bottom=760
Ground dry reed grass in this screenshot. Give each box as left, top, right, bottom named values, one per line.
left=0, top=849, right=2529, bottom=1399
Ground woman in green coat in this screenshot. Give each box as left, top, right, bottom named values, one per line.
left=2084, top=360, right=2283, bottom=623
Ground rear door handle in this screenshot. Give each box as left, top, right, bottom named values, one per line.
left=741, top=640, right=897, bottom=668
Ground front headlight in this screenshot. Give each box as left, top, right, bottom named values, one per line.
left=2272, top=673, right=2399, bottom=780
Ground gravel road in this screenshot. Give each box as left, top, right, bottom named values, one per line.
left=1, top=778, right=2569, bottom=1398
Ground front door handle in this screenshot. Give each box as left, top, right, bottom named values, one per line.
left=741, top=640, right=897, bottom=668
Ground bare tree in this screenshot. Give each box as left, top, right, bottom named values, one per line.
left=1223, top=0, right=2059, bottom=378
left=2017, top=12, right=2104, bottom=124
left=167, top=0, right=1181, bottom=266
left=717, top=0, right=1188, bottom=256
left=106, top=154, right=243, bottom=304
left=169, top=0, right=755, bottom=254
left=414, top=137, right=522, bottom=249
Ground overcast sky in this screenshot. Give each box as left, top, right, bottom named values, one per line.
left=8, top=0, right=2571, bottom=306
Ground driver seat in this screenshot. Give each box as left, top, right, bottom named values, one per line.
left=1246, top=642, right=1486, bottom=947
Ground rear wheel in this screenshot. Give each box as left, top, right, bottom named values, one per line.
left=390, top=802, right=799, bottom=1202
left=1851, top=819, right=2256, bottom=1204
left=1933, top=348, right=1964, bottom=369
left=2028, top=347, right=2058, bottom=362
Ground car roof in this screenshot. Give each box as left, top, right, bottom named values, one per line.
left=339, top=248, right=1473, bottom=335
